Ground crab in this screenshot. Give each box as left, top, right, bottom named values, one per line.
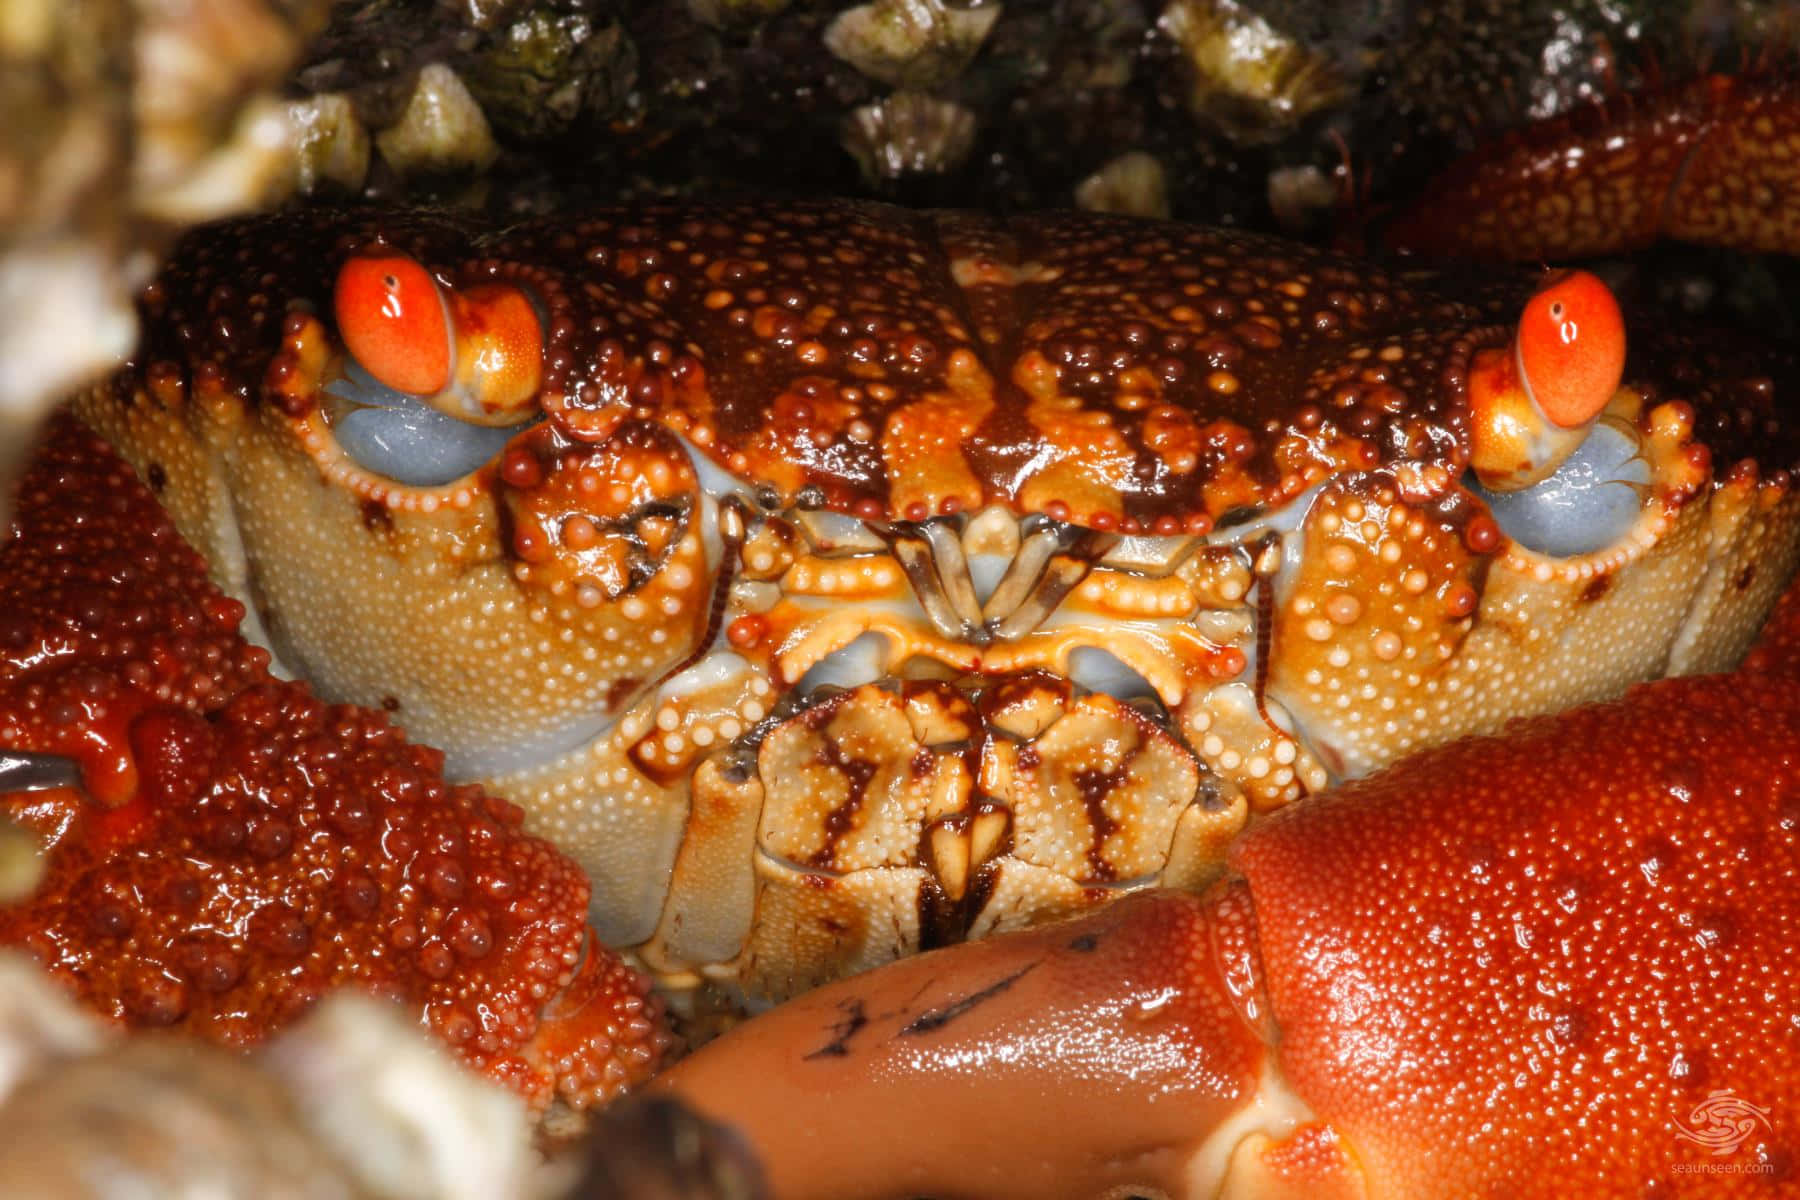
left=45, top=192, right=1799, bottom=1012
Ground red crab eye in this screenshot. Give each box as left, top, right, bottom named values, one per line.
left=1516, top=269, right=1626, bottom=430
left=334, top=254, right=451, bottom=396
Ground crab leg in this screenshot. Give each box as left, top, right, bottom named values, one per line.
left=1386, top=74, right=1800, bottom=261
left=660, top=578, right=1800, bottom=1198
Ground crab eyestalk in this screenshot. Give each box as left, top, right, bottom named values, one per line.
left=1467, top=270, right=1626, bottom=492
left=333, top=252, right=544, bottom=427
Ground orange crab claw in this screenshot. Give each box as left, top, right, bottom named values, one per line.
left=0, top=419, right=668, bottom=1113
left=661, top=569, right=1800, bottom=1198
left=1467, top=269, right=1625, bottom=492
left=333, top=252, right=542, bottom=427
left=656, top=887, right=1279, bottom=1200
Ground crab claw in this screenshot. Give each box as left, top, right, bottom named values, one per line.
left=0, top=419, right=668, bottom=1115
left=1468, top=269, right=1627, bottom=492
left=660, top=569, right=1800, bottom=1198
left=333, top=252, right=543, bottom=427
left=655, top=889, right=1283, bottom=1199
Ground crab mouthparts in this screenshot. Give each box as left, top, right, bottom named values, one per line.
left=870, top=513, right=1123, bottom=645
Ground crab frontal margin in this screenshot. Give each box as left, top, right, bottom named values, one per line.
left=74, top=198, right=1800, bottom=1002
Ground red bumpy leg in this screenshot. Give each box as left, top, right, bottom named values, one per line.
left=1386, top=74, right=1800, bottom=261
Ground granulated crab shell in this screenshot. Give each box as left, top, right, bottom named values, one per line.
left=73, top=198, right=1800, bottom=1003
